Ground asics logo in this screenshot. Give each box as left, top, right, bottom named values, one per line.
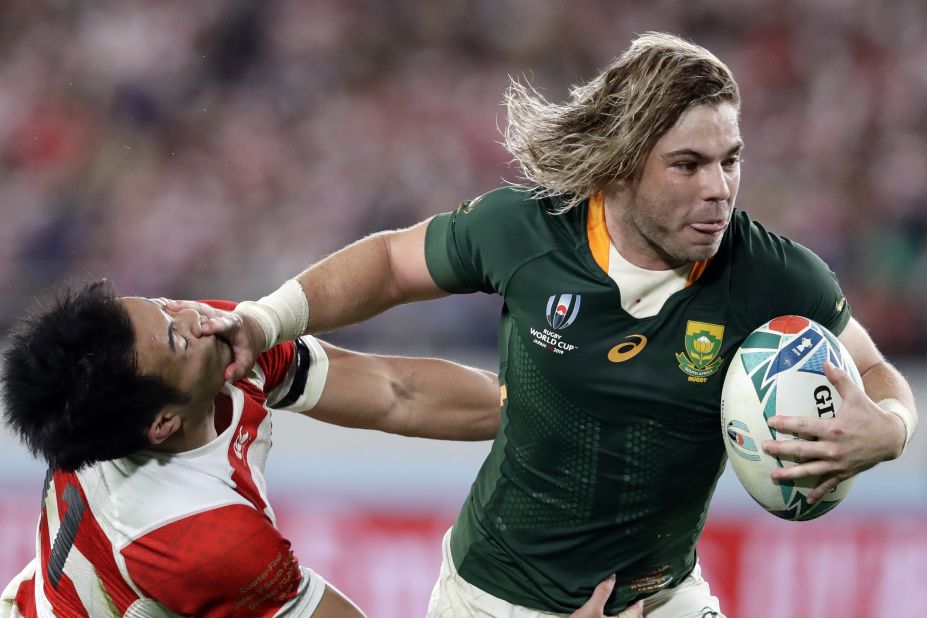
left=608, top=334, right=648, bottom=363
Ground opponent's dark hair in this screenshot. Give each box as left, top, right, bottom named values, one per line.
left=1, top=280, right=190, bottom=471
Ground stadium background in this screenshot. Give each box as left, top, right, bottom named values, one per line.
left=0, top=1, right=925, bottom=615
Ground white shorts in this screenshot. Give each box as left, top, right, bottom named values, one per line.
left=426, top=528, right=725, bottom=618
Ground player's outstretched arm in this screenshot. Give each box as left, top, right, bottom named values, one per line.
left=181, top=219, right=446, bottom=381
left=568, top=576, right=644, bottom=618
left=307, top=341, right=500, bottom=441
left=295, top=219, right=446, bottom=333
left=763, top=317, right=917, bottom=503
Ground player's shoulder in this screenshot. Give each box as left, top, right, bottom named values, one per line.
left=453, top=185, right=579, bottom=242
left=728, top=208, right=831, bottom=277
left=121, top=503, right=300, bottom=617
left=456, top=185, right=568, bottom=220
left=461, top=184, right=536, bottom=209
left=724, top=209, right=849, bottom=332
left=85, top=443, right=253, bottom=542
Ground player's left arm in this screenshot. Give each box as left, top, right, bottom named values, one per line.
left=271, top=339, right=500, bottom=441
left=764, top=317, right=917, bottom=502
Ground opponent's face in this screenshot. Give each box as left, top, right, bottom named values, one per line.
left=611, top=102, right=742, bottom=269
left=122, top=298, right=231, bottom=409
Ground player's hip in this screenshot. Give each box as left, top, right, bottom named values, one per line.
left=430, top=527, right=725, bottom=618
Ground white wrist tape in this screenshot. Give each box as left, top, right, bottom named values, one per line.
left=235, top=279, right=309, bottom=351
left=878, top=398, right=917, bottom=453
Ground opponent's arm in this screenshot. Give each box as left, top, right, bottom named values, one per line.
left=763, top=317, right=917, bottom=502
left=293, top=341, right=499, bottom=441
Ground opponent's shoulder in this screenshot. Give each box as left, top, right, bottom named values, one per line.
left=88, top=448, right=254, bottom=540
left=122, top=503, right=301, bottom=616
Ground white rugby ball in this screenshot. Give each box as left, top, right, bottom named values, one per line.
left=720, top=315, right=862, bottom=521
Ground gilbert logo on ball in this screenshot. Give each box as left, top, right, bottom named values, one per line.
left=720, top=316, right=862, bottom=521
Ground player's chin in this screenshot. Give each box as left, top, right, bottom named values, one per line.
left=684, top=240, right=722, bottom=263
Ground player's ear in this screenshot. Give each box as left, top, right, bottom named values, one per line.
left=147, top=410, right=182, bottom=445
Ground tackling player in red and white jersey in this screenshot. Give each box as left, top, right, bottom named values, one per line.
left=0, top=283, right=501, bottom=617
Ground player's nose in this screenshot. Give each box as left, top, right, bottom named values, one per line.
left=701, top=162, right=732, bottom=202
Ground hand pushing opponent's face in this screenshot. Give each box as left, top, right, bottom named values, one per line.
left=610, top=101, right=743, bottom=270
left=122, top=298, right=232, bottom=411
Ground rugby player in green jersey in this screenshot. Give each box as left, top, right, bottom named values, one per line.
left=185, top=32, right=917, bottom=617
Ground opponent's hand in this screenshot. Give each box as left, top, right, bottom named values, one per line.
left=568, top=575, right=644, bottom=618
left=164, top=300, right=263, bottom=381
left=762, top=360, right=906, bottom=503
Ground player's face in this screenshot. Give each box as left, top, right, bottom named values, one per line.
left=122, top=298, right=231, bottom=408
left=610, top=102, right=742, bottom=269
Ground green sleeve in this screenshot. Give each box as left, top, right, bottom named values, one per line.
left=775, top=240, right=851, bottom=335
left=425, top=212, right=473, bottom=293
left=735, top=215, right=851, bottom=336
left=424, top=187, right=547, bottom=295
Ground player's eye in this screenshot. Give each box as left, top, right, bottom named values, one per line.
left=171, top=326, right=191, bottom=352
left=674, top=161, right=698, bottom=172
left=722, top=156, right=742, bottom=168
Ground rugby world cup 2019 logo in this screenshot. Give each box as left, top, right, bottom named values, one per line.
left=676, top=320, right=725, bottom=382
left=725, top=420, right=761, bottom=461
left=546, top=294, right=581, bottom=330
left=531, top=294, right=581, bottom=356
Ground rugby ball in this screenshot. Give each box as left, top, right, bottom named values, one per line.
left=720, top=315, right=861, bottom=521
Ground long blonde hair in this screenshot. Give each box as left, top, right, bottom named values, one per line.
left=504, top=32, right=740, bottom=212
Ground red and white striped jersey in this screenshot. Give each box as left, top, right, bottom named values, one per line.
left=1, top=305, right=330, bottom=618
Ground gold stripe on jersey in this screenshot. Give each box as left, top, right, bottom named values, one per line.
left=586, top=192, right=711, bottom=286
left=685, top=258, right=712, bottom=288
left=586, top=193, right=610, bottom=273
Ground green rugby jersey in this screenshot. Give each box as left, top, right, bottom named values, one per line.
left=424, top=186, right=851, bottom=614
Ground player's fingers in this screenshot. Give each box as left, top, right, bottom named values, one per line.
left=807, top=475, right=844, bottom=504
left=164, top=299, right=230, bottom=324
left=569, top=575, right=615, bottom=617
left=587, top=575, right=616, bottom=610
left=613, top=600, right=644, bottom=618
left=767, top=414, right=825, bottom=438
left=769, top=458, right=833, bottom=481
left=823, top=360, right=857, bottom=397
left=762, top=438, right=833, bottom=462
left=201, top=315, right=243, bottom=337
left=225, top=354, right=253, bottom=381
left=164, top=299, right=205, bottom=313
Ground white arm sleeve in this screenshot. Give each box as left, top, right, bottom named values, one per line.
left=266, top=336, right=329, bottom=413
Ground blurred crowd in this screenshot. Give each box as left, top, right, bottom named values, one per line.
left=0, top=0, right=925, bottom=355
